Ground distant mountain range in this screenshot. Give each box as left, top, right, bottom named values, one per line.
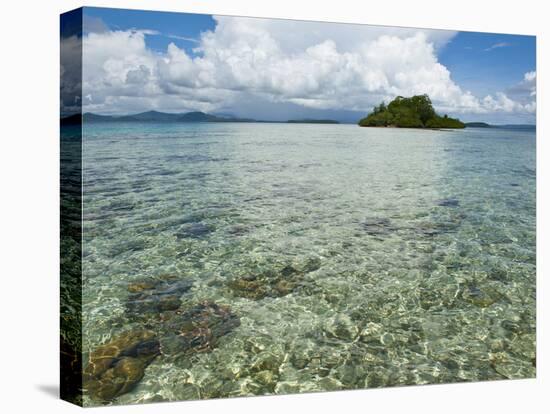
left=84, top=110, right=256, bottom=123
left=60, top=111, right=339, bottom=125
left=465, top=122, right=536, bottom=130
left=60, top=110, right=533, bottom=130
left=464, top=122, right=492, bottom=128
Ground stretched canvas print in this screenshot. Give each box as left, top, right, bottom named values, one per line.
left=60, top=6, right=536, bottom=407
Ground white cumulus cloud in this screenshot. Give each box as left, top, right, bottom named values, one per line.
left=74, top=15, right=535, bottom=121
left=524, top=71, right=536, bottom=82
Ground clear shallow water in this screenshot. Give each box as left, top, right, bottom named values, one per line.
left=80, top=123, right=535, bottom=405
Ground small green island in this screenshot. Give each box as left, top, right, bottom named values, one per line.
left=358, top=94, right=465, bottom=129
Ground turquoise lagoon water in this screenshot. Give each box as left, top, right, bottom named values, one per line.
left=80, top=123, right=536, bottom=405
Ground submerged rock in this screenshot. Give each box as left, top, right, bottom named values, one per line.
left=462, top=284, right=503, bottom=307
left=418, top=284, right=459, bottom=310
left=414, top=223, right=442, bottom=237
left=411, top=210, right=465, bottom=239
left=228, top=276, right=271, bottom=300
left=227, top=224, right=250, bottom=236
left=317, top=377, right=344, bottom=391
left=436, top=198, right=460, bottom=207
left=84, top=329, right=160, bottom=402
left=228, top=273, right=298, bottom=300
left=324, top=314, right=360, bottom=341
left=125, top=275, right=193, bottom=319
left=362, top=217, right=396, bottom=236
left=161, top=301, right=240, bottom=356
left=490, top=352, right=535, bottom=379
left=487, top=264, right=512, bottom=282
left=416, top=222, right=451, bottom=236
left=253, top=370, right=277, bottom=389
left=293, top=256, right=322, bottom=274
left=176, top=222, right=213, bottom=239
left=228, top=258, right=321, bottom=300
left=127, top=279, right=157, bottom=293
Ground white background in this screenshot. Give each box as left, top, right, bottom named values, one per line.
left=0, top=0, right=548, bottom=412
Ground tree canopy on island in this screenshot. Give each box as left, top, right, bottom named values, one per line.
left=358, top=95, right=465, bottom=129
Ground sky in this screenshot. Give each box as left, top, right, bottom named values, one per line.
left=63, top=7, right=536, bottom=124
